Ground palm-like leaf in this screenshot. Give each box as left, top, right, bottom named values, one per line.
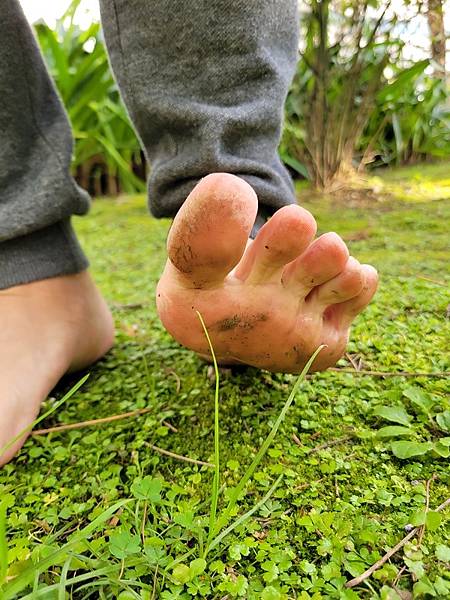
left=35, top=1, right=145, bottom=194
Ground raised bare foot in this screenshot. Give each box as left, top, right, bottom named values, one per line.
left=157, top=173, right=378, bottom=373
left=0, top=272, right=114, bottom=466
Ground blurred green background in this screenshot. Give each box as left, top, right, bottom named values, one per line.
left=29, top=0, right=449, bottom=197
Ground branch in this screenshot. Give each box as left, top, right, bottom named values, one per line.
left=145, top=443, right=214, bottom=468
left=32, top=407, right=154, bottom=435
left=327, top=368, right=450, bottom=378
left=308, top=435, right=352, bottom=454
left=31, top=409, right=213, bottom=467
left=345, top=497, right=450, bottom=588
left=366, top=1, right=392, bottom=48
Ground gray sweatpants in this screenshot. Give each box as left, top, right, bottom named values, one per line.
left=0, top=0, right=298, bottom=290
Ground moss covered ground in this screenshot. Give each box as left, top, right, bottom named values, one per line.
left=1, top=162, right=449, bottom=599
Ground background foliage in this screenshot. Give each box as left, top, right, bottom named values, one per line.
left=35, top=0, right=145, bottom=195
left=281, top=0, right=450, bottom=188
left=36, top=0, right=449, bottom=194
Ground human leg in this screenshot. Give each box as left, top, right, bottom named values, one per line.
left=0, top=2, right=90, bottom=286
left=0, top=0, right=114, bottom=466
left=99, top=0, right=298, bottom=222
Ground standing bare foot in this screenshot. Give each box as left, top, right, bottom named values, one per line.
left=157, top=173, right=378, bottom=373
left=0, top=272, right=114, bottom=466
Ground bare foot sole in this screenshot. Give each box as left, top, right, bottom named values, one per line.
left=157, top=173, right=378, bottom=373
left=0, top=272, right=114, bottom=466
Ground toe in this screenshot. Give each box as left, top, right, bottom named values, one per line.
left=325, top=264, right=378, bottom=327
left=282, top=232, right=349, bottom=294
left=234, top=205, right=317, bottom=282
left=313, top=257, right=365, bottom=306
left=167, top=173, right=258, bottom=287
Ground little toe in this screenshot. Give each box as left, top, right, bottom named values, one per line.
left=235, top=205, right=317, bottom=282
left=313, top=257, right=365, bottom=306
left=167, top=173, right=258, bottom=287
left=282, top=232, right=349, bottom=293
left=326, top=264, right=378, bottom=327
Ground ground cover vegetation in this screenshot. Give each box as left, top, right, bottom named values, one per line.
left=2, top=1, right=448, bottom=597
left=1, top=163, right=449, bottom=598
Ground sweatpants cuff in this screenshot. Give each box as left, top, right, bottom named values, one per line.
left=0, top=219, right=88, bottom=290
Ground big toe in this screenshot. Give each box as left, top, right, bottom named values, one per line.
left=167, top=173, right=258, bottom=288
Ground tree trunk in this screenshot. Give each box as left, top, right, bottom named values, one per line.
left=426, top=0, right=446, bottom=76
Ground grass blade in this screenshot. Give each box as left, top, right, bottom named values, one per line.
left=196, top=312, right=221, bottom=548
left=19, top=566, right=122, bottom=600
left=0, top=501, right=7, bottom=588
left=0, top=374, right=89, bottom=462
left=215, top=345, right=324, bottom=534
left=57, top=555, right=72, bottom=600
left=2, top=499, right=129, bottom=599
left=207, top=474, right=283, bottom=554
left=194, top=313, right=323, bottom=558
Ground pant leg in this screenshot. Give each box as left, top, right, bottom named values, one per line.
left=0, top=0, right=90, bottom=290
left=99, top=0, right=298, bottom=225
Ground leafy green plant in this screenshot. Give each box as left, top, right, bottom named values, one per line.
left=360, top=64, right=450, bottom=167
left=0, top=500, right=6, bottom=588
left=282, top=0, right=406, bottom=189
left=372, top=386, right=450, bottom=459
left=35, top=0, right=145, bottom=194
left=281, top=1, right=450, bottom=186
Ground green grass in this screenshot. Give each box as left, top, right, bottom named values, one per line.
left=368, top=162, right=450, bottom=204
left=1, top=162, right=449, bottom=599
